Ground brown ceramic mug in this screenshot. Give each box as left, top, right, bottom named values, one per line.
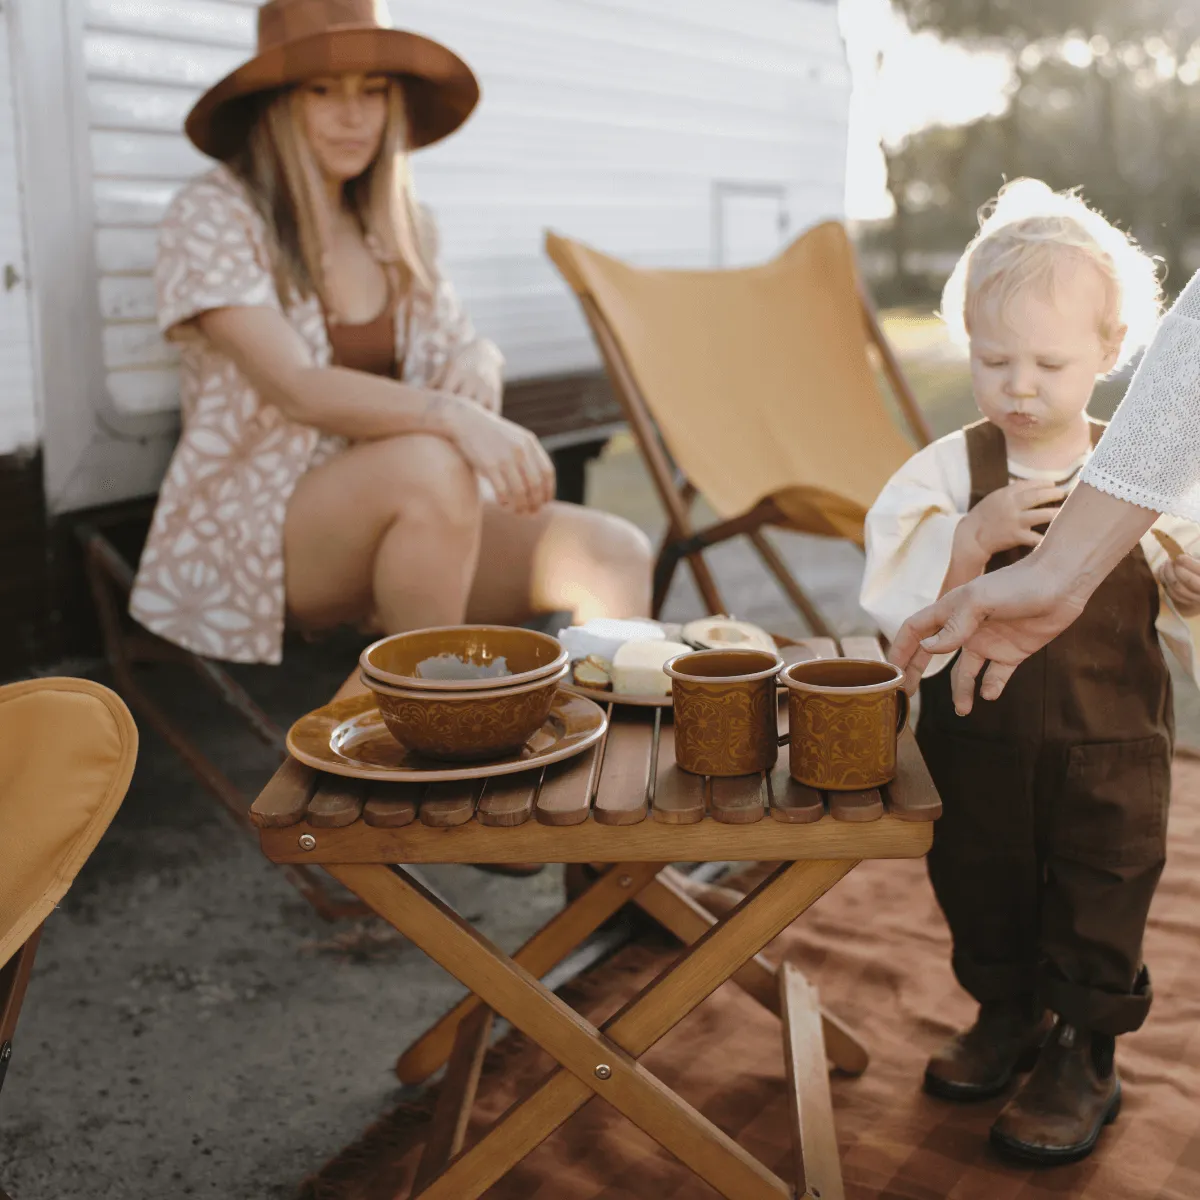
left=780, top=659, right=910, bottom=791
left=664, top=649, right=785, bottom=776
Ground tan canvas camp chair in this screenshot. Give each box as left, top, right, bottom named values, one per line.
left=546, top=222, right=933, bottom=633
left=0, top=677, right=138, bottom=1197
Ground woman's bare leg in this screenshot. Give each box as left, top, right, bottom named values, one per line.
left=284, top=434, right=483, bottom=632
left=466, top=502, right=653, bottom=624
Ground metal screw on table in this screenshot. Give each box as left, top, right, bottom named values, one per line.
left=594, top=1064, right=612, bottom=1080
left=618, top=874, right=633, bottom=888
left=298, top=833, right=317, bottom=851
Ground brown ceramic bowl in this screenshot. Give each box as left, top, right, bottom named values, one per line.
left=360, top=625, right=568, bottom=693
left=362, top=662, right=571, bottom=762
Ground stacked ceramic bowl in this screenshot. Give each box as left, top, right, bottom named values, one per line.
left=359, top=626, right=570, bottom=762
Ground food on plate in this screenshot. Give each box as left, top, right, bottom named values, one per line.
left=557, top=617, right=664, bottom=663
left=611, top=639, right=691, bottom=697
left=682, top=617, right=777, bottom=655
left=572, top=656, right=613, bottom=691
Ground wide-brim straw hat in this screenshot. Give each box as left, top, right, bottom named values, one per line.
left=186, top=0, right=480, bottom=161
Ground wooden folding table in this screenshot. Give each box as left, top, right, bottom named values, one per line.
left=251, top=637, right=940, bottom=1199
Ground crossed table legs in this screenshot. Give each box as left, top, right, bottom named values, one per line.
left=331, top=858, right=862, bottom=1200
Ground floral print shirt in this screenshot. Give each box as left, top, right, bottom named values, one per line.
left=129, top=165, right=499, bottom=663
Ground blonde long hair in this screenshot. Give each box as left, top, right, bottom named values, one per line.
left=230, top=79, right=433, bottom=315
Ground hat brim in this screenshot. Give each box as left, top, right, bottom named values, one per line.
left=185, top=27, right=480, bottom=161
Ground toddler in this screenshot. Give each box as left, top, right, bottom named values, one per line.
left=861, top=179, right=1200, bottom=1164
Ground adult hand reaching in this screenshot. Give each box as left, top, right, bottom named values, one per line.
left=887, top=482, right=1159, bottom=715
left=888, top=556, right=1090, bottom=715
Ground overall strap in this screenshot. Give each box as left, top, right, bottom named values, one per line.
left=964, top=419, right=1010, bottom=510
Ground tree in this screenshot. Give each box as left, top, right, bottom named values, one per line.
left=892, top=1, right=1200, bottom=48
left=884, top=0, right=1200, bottom=287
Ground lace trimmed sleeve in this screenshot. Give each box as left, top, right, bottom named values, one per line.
left=1081, top=270, right=1200, bottom=522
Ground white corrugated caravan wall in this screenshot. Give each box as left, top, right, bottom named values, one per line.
left=0, top=7, right=38, bottom=457
left=54, top=0, right=849, bottom=510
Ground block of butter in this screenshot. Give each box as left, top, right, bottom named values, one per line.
left=558, top=618, right=664, bottom=664
left=612, top=639, right=691, bottom=696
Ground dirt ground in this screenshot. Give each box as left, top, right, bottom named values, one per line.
left=4, top=317, right=1196, bottom=1198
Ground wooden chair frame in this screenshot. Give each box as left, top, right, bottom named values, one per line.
left=0, top=926, right=42, bottom=1104
left=0, top=925, right=42, bottom=1200
left=572, top=257, right=933, bottom=632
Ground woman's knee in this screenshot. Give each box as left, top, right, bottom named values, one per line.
left=552, top=508, right=653, bottom=618
left=374, top=435, right=482, bottom=539
left=572, top=509, right=654, bottom=578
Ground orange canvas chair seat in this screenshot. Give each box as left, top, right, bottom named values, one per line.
left=0, top=677, right=137, bottom=1171
left=546, top=222, right=932, bottom=628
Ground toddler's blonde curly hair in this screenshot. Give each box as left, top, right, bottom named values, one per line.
left=941, top=178, right=1162, bottom=371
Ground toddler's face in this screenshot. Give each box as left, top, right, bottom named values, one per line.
left=968, top=261, right=1122, bottom=443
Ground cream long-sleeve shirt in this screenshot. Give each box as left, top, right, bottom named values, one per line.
left=860, top=428, right=1200, bottom=682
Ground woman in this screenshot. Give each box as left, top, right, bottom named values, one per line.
left=130, top=0, right=652, bottom=667
left=891, top=269, right=1200, bottom=712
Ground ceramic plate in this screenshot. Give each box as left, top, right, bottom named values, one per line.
left=563, top=632, right=804, bottom=709
left=287, top=689, right=608, bottom=783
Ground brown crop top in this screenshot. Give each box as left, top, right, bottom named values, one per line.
left=326, top=296, right=399, bottom=379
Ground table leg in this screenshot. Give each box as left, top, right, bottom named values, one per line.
left=395, top=860, right=667, bottom=1083
left=328, top=858, right=856, bottom=1200
left=781, top=964, right=845, bottom=1200
left=412, top=1006, right=494, bottom=1191
left=636, top=866, right=870, bottom=1076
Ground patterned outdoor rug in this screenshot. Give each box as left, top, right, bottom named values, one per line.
left=298, top=754, right=1200, bottom=1200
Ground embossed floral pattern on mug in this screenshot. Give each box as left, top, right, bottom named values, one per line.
left=782, top=659, right=909, bottom=791
left=665, top=649, right=784, bottom=777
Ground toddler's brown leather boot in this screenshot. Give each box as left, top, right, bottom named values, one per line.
left=924, top=996, right=1051, bottom=1101
left=990, top=1019, right=1121, bottom=1164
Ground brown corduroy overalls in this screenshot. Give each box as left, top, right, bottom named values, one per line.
left=916, top=419, right=1173, bottom=1036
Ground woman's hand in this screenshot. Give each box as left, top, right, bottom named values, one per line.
left=889, top=554, right=1091, bottom=714
left=960, top=480, right=1065, bottom=558
left=889, top=482, right=1158, bottom=713
left=440, top=395, right=556, bottom=515
left=442, top=345, right=503, bottom=415
left=1161, top=553, right=1200, bottom=616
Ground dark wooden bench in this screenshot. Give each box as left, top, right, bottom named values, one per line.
left=505, top=370, right=625, bottom=503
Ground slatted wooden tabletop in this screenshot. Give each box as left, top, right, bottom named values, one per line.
left=253, top=637, right=940, bottom=866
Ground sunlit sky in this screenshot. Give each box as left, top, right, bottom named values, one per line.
left=840, top=0, right=1013, bottom=220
